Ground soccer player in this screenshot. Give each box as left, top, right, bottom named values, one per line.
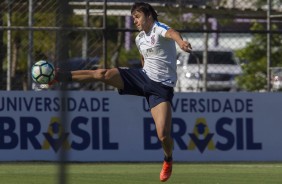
left=54, top=2, right=192, bottom=182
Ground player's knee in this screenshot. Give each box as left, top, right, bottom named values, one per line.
left=95, top=69, right=108, bottom=80
left=104, top=68, right=118, bottom=81
left=104, top=70, right=112, bottom=80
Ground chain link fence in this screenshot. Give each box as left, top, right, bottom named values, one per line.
left=1, top=0, right=282, bottom=92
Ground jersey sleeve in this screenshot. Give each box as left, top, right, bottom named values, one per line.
left=155, top=22, right=170, bottom=37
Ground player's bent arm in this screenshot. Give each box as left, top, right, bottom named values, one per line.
left=165, top=28, right=192, bottom=53
left=165, top=28, right=183, bottom=43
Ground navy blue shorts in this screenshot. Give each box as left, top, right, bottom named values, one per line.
left=117, top=68, right=174, bottom=109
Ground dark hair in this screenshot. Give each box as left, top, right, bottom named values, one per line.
left=131, top=2, right=158, bottom=21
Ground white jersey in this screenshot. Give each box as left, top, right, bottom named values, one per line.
left=135, top=21, right=177, bottom=87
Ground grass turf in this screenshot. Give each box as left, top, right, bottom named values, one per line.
left=0, top=162, right=281, bottom=184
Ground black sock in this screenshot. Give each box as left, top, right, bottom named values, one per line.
left=57, top=71, right=72, bottom=82
left=164, top=156, right=172, bottom=162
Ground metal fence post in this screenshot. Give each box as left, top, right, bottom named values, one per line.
left=103, top=0, right=107, bottom=90
left=267, top=0, right=272, bottom=92
left=28, top=0, right=34, bottom=90
left=6, top=0, right=12, bottom=91
left=82, top=0, right=89, bottom=60
left=203, top=14, right=209, bottom=92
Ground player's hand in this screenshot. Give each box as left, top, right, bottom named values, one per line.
left=180, top=41, right=192, bottom=53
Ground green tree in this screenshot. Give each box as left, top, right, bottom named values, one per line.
left=235, top=22, right=282, bottom=91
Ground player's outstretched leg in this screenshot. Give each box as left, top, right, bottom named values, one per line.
left=50, top=68, right=124, bottom=90
left=151, top=102, right=173, bottom=182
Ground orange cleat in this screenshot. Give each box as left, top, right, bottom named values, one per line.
left=160, top=160, right=172, bottom=182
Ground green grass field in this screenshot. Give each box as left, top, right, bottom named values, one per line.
left=0, top=162, right=282, bottom=184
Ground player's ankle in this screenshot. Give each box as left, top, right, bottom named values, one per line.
left=164, top=156, right=172, bottom=162
left=56, top=71, right=72, bottom=82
